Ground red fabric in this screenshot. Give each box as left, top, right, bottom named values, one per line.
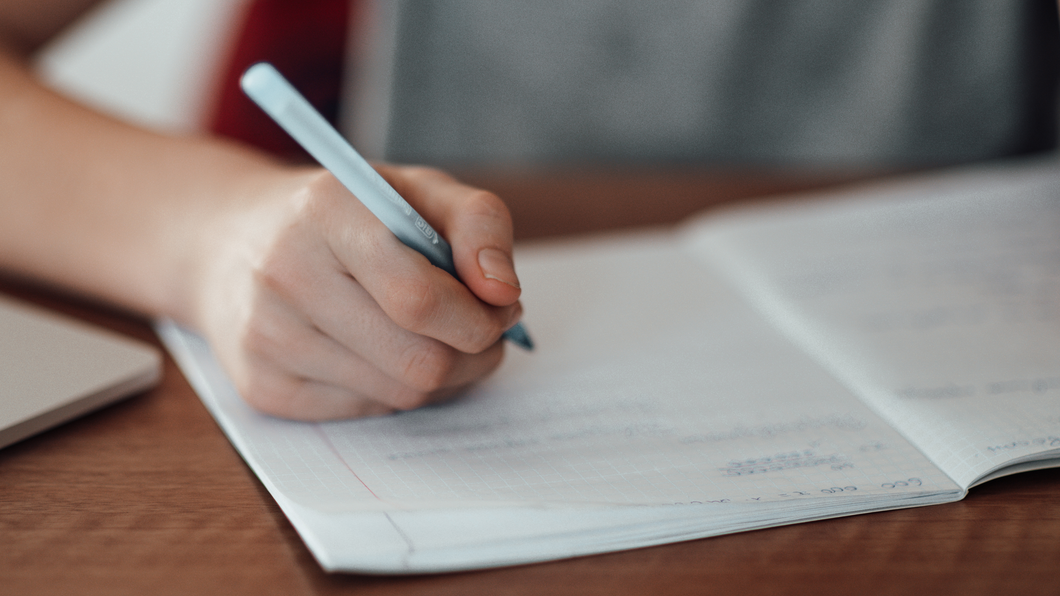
left=207, top=0, right=351, bottom=159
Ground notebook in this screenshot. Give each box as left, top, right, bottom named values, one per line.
left=159, top=155, right=1060, bottom=574
left=0, top=295, right=161, bottom=449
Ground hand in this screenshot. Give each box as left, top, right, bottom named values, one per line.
left=0, top=10, right=522, bottom=421
left=190, top=164, right=523, bottom=420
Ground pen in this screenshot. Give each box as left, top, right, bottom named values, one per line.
left=240, top=62, right=533, bottom=350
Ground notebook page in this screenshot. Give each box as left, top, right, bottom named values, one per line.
left=689, top=157, right=1060, bottom=489
left=160, top=231, right=960, bottom=571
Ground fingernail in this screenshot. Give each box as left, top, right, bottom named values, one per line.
left=478, top=248, right=520, bottom=289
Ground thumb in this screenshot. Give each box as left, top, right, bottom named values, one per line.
left=444, top=189, right=522, bottom=307
left=377, top=165, right=522, bottom=307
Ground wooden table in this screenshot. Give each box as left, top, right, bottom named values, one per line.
left=3, top=169, right=1059, bottom=596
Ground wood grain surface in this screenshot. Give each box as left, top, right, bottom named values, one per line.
left=3, top=169, right=1058, bottom=596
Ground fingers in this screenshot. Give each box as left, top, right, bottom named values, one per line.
left=377, top=165, right=522, bottom=308
left=311, top=172, right=520, bottom=352
left=262, top=246, right=507, bottom=397
left=231, top=287, right=503, bottom=420
left=198, top=166, right=521, bottom=421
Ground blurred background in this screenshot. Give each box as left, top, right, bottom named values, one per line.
left=34, top=0, right=1060, bottom=236
left=36, top=0, right=1060, bottom=164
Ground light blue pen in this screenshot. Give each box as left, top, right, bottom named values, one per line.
left=240, top=62, right=533, bottom=350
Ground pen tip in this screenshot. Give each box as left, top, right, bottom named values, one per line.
left=503, top=323, right=534, bottom=351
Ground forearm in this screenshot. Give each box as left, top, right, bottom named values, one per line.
left=0, top=5, right=523, bottom=420
left=0, top=49, right=290, bottom=323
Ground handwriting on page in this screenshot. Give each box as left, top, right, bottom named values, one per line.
left=897, top=375, right=1060, bottom=400
left=719, top=449, right=848, bottom=476
left=664, top=478, right=928, bottom=506
left=986, top=436, right=1060, bottom=455
left=318, top=395, right=952, bottom=506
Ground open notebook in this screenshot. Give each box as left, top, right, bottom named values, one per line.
left=0, top=296, right=161, bottom=449
left=159, top=155, right=1060, bottom=574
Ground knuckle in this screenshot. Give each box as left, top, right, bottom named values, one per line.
left=285, top=171, right=349, bottom=244
left=382, top=275, right=442, bottom=331
left=398, top=340, right=460, bottom=395
left=463, top=329, right=500, bottom=354
left=253, top=247, right=293, bottom=295
left=386, top=387, right=435, bottom=412
left=452, top=324, right=497, bottom=354
left=249, top=225, right=310, bottom=299
left=238, top=373, right=291, bottom=417
left=458, top=307, right=514, bottom=354
left=300, top=170, right=345, bottom=210
left=236, top=305, right=277, bottom=361
left=401, top=164, right=451, bottom=185
left=234, top=293, right=310, bottom=365
left=462, top=190, right=510, bottom=224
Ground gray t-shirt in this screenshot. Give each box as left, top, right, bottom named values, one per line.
left=379, top=0, right=1059, bottom=167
